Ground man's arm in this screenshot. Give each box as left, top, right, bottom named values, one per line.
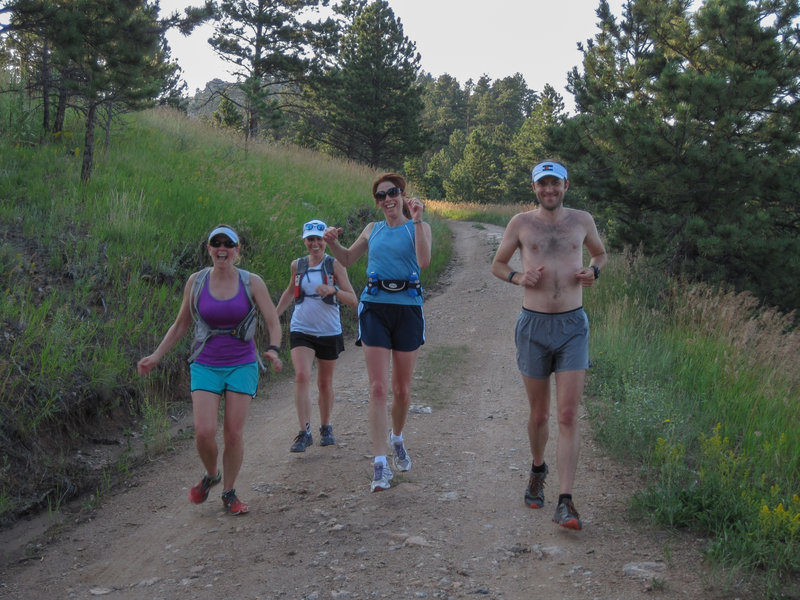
left=575, top=213, right=607, bottom=287
left=491, top=215, right=522, bottom=284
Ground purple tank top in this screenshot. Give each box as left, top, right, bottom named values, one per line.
left=194, top=275, right=257, bottom=366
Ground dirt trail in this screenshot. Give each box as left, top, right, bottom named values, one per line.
left=0, top=220, right=712, bottom=600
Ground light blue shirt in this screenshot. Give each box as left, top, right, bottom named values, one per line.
left=360, top=220, right=423, bottom=306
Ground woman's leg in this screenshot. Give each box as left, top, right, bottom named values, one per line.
left=220, top=391, right=252, bottom=491
left=363, top=344, right=391, bottom=456
left=316, top=358, right=337, bottom=426
left=191, top=390, right=222, bottom=476
left=290, top=346, right=316, bottom=429
left=389, top=349, right=420, bottom=436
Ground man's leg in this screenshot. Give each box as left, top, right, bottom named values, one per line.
left=553, top=369, right=586, bottom=495
left=522, top=374, right=551, bottom=466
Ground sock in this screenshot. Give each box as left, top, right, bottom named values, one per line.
left=531, top=462, right=547, bottom=473
left=390, top=430, right=403, bottom=444
left=305, top=422, right=311, bottom=434
left=558, top=493, right=572, bottom=505
left=374, top=455, right=387, bottom=467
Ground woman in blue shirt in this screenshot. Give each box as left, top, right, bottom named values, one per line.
left=324, top=174, right=432, bottom=492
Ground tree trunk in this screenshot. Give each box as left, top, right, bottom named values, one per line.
left=54, top=85, right=67, bottom=135
left=81, top=102, right=97, bottom=182
left=41, top=40, right=51, bottom=134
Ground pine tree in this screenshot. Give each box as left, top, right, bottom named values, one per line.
left=302, top=0, right=424, bottom=169
left=560, top=0, right=800, bottom=309
left=210, top=0, right=333, bottom=140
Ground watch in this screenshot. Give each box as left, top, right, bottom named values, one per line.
left=590, top=265, right=600, bottom=280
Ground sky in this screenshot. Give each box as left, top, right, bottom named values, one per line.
left=161, top=0, right=626, bottom=113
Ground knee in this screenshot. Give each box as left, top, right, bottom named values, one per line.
left=557, top=407, right=579, bottom=427
left=530, top=411, right=549, bottom=428
left=294, top=369, right=311, bottom=386
left=223, top=425, right=244, bottom=447
left=369, top=381, right=389, bottom=403
left=318, top=379, right=334, bottom=397
left=195, top=425, right=217, bottom=446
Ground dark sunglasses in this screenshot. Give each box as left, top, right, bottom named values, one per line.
left=374, top=187, right=402, bottom=201
left=304, top=223, right=326, bottom=231
left=209, top=239, right=237, bottom=248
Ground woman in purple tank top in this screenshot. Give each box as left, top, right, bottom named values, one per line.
left=137, top=225, right=283, bottom=516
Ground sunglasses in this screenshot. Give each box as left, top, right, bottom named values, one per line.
left=374, top=187, right=402, bottom=201
left=304, top=223, right=326, bottom=232
left=209, top=239, right=237, bottom=248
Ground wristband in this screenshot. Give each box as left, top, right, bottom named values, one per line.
left=507, top=271, right=517, bottom=283
left=590, top=265, right=600, bottom=280
left=413, top=219, right=423, bottom=225
left=267, top=345, right=280, bottom=353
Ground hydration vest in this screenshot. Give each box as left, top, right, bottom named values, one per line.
left=187, top=267, right=260, bottom=367
left=294, top=255, right=338, bottom=305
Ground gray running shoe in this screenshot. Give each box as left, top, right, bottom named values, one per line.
left=370, top=463, right=394, bottom=492
left=390, top=437, right=412, bottom=471
left=553, top=498, right=583, bottom=530
left=290, top=430, right=313, bottom=452
left=319, top=425, right=336, bottom=446
left=525, top=463, right=548, bottom=508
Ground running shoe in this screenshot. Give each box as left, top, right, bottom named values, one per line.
left=524, top=463, right=548, bottom=509
left=553, top=498, right=582, bottom=530
left=290, top=430, right=313, bottom=452
left=370, top=463, right=394, bottom=492
left=319, top=425, right=336, bottom=446
left=188, top=472, right=221, bottom=504
left=221, top=489, right=249, bottom=515
left=390, top=437, right=412, bottom=472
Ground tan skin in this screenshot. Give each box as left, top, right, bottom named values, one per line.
left=137, top=235, right=283, bottom=493
left=323, top=182, right=432, bottom=458
left=491, top=175, right=607, bottom=497
left=275, top=234, right=358, bottom=433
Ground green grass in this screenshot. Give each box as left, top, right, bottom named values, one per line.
left=584, top=247, right=799, bottom=597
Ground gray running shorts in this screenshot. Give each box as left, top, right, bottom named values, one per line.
left=515, top=307, right=590, bottom=378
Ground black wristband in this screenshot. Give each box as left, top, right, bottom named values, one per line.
left=267, top=345, right=280, bottom=353
left=590, top=265, right=600, bottom=280
left=507, top=271, right=517, bottom=283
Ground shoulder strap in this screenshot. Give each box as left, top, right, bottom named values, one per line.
left=322, top=255, right=335, bottom=281
left=191, top=267, right=212, bottom=321
left=238, top=268, right=254, bottom=306
left=297, top=256, right=309, bottom=278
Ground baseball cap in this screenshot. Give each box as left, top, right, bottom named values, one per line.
left=302, top=219, right=327, bottom=239
left=207, top=225, right=239, bottom=245
left=532, top=161, right=568, bottom=182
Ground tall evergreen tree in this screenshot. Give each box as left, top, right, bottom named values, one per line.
left=209, top=0, right=334, bottom=140
left=443, top=125, right=509, bottom=204
left=505, top=84, right=566, bottom=203
left=303, top=0, right=424, bottom=169
left=560, top=0, right=800, bottom=309
left=418, top=72, right=469, bottom=154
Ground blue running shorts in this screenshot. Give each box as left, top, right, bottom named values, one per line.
left=515, top=307, right=590, bottom=378
left=356, top=302, right=425, bottom=351
left=190, top=361, right=259, bottom=397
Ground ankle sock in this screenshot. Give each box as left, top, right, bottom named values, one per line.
left=558, top=493, right=572, bottom=505
left=532, top=462, right=547, bottom=473
left=374, top=456, right=387, bottom=467
left=390, top=430, right=403, bottom=444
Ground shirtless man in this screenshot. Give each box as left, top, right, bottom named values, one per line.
left=491, top=159, right=607, bottom=530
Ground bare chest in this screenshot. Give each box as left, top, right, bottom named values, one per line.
left=520, top=214, right=586, bottom=259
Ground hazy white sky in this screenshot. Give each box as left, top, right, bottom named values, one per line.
left=160, top=0, right=626, bottom=113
